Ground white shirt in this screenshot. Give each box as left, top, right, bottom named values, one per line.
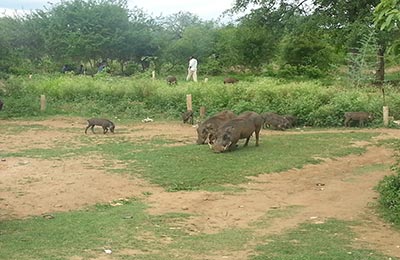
left=189, top=58, right=197, bottom=71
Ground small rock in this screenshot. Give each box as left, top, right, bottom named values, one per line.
left=104, top=249, right=112, bottom=254
left=42, top=214, right=55, bottom=220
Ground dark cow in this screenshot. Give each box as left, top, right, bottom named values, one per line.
left=223, top=77, right=239, bottom=84
left=85, top=118, right=115, bottom=134
left=210, top=111, right=262, bottom=153
left=196, top=110, right=236, bottom=144
left=166, top=76, right=177, bottom=85
left=344, top=112, right=373, bottom=127
left=182, top=110, right=194, bottom=125
left=261, top=112, right=290, bottom=130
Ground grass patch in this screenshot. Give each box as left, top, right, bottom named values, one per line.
left=1, top=205, right=395, bottom=259
left=251, top=219, right=391, bottom=260
left=251, top=206, right=303, bottom=228
left=0, top=131, right=377, bottom=191
left=354, top=163, right=388, bottom=175
left=0, top=124, right=51, bottom=135
left=0, top=198, right=252, bottom=260
left=0, top=199, right=191, bottom=260
left=124, top=132, right=376, bottom=191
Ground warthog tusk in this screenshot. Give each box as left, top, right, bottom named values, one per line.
left=223, top=141, right=232, bottom=151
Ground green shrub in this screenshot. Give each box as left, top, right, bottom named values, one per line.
left=376, top=173, right=400, bottom=226
left=0, top=74, right=396, bottom=127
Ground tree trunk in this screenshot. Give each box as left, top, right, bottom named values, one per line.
left=376, top=45, right=385, bottom=84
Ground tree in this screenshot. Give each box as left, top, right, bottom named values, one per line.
left=232, top=0, right=390, bottom=82
left=374, top=0, right=400, bottom=57
left=36, top=0, right=132, bottom=70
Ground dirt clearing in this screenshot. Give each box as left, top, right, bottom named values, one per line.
left=0, top=117, right=399, bottom=258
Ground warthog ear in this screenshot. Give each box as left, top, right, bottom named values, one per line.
left=225, top=126, right=234, bottom=133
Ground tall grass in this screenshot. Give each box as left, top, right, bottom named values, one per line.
left=1, top=74, right=397, bottom=126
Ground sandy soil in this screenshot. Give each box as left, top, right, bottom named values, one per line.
left=0, top=117, right=399, bottom=259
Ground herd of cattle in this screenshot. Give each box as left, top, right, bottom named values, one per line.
left=83, top=110, right=373, bottom=153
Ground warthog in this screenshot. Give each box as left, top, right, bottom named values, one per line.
left=223, top=77, right=239, bottom=84
left=166, top=76, right=177, bottom=85
left=344, top=112, right=374, bottom=127
left=85, top=118, right=115, bottom=134
left=196, top=110, right=236, bottom=144
left=210, top=111, right=263, bottom=153
left=283, top=115, right=298, bottom=128
left=182, top=110, right=194, bottom=124
left=261, top=112, right=290, bottom=130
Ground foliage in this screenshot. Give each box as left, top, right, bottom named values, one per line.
left=376, top=140, right=400, bottom=226
left=279, top=31, right=335, bottom=73
left=0, top=75, right=394, bottom=128
left=374, top=0, right=400, bottom=31
left=346, top=31, right=379, bottom=87
left=2, top=0, right=400, bottom=79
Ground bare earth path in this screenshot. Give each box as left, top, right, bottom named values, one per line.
left=0, top=117, right=400, bottom=259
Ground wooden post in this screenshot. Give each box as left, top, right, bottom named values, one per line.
left=200, top=106, right=206, bottom=119
left=383, top=106, right=389, bottom=127
left=151, top=70, right=155, bottom=80
left=40, top=95, right=46, bottom=111
left=186, top=94, right=192, bottom=111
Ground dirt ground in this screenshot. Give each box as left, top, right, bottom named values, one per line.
left=1, top=117, right=400, bottom=259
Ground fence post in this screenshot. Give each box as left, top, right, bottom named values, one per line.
left=186, top=94, right=192, bottom=111
left=383, top=106, right=389, bottom=127
left=200, top=106, right=206, bottom=120
left=40, top=95, right=46, bottom=112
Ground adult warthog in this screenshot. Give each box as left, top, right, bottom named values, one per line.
left=210, top=111, right=262, bottom=153
left=196, top=110, right=236, bottom=144
left=223, top=77, right=239, bottom=84
left=344, top=112, right=374, bottom=127
left=261, top=112, right=290, bottom=130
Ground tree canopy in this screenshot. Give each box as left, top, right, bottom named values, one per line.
left=0, top=0, right=398, bottom=82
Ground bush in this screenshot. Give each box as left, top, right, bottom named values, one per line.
left=376, top=172, right=400, bottom=226
left=376, top=139, right=400, bottom=226
left=0, top=74, right=396, bottom=127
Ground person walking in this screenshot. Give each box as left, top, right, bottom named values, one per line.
left=186, top=56, right=198, bottom=82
